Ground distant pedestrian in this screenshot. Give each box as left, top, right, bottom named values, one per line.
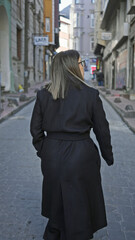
left=30, top=50, right=114, bottom=240
left=96, top=70, right=104, bottom=86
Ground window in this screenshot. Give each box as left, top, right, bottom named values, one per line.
left=102, top=0, right=106, bottom=10
left=90, top=37, right=94, bottom=51
left=75, top=0, right=79, bottom=4
left=17, top=28, right=21, bottom=60
left=17, top=0, right=21, bottom=20
left=73, top=13, right=79, bottom=27
left=73, top=13, right=77, bottom=27
left=76, top=13, right=79, bottom=27
left=91, top=0, right=95, bottom=3
left=91, top=14, right=95, bottom=28
left=46, top=18, right=50, bottom=32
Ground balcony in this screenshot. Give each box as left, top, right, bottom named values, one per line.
left=101, top=0, right=119, bottom=29
left=127, top=0, right=135, bottom=14
left=112, top=22, right=129, bottom=50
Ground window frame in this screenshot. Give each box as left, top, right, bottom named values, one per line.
left=90, top=37, right=94, bottom=51
left=91, top=13, right=95, bottom=28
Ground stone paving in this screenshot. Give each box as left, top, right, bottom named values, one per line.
left=98, top=87, right=135, bottom=133
left=94, top=97, right=135, bottom=240
left=0, top=89, right=135, bottom=239
left=0, top=103, right=48, bottom=240
left=1, top=78, right=135, bottom=133
left=0, top=82, right=45, bottom=123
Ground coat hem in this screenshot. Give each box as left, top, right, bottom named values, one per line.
left=41, top=212, right=107, bottom=239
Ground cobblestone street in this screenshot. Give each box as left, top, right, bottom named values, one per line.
left=0, top=103, right=48, bottom=240
left=94, top=98, right=135, bottom=240
left=0, top=96, right=135, bottom=240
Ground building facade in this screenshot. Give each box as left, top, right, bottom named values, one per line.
left=57, top=16, right=71, bottom=52
left=43, top=0, right=60, bottom=80
left=94, top=0, right=106, bottom=71
left=94, top=0, right=135, bottom=99
left=70, top=0, right=96, bottom=75
left=57, top=5, right=71, bottom=53
left=0, top=0, right=44, bottom=92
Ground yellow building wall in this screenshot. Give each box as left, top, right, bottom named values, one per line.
left=43, top=0, right=53, bottom=43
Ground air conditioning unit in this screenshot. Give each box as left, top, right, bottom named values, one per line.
left=127, top=0, right=135, bottom=14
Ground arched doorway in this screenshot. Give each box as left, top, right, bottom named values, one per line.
left=0, top=6, right=10, bottom=91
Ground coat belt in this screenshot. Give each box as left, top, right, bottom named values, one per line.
left=47, top=132, right=90, bottom=141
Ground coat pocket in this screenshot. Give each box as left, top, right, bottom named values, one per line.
left=37, top=138, right=46, bottom=158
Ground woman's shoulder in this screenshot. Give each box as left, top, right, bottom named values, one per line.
left=37, top=83, right=51, bottom=99
left=82, top=82, right=99, bottom=96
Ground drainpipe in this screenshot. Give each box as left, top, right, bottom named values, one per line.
left=24, top=0, right=29, bottom=93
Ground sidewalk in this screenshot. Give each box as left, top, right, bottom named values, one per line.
left=96, top=85, right=135, bottom=134
left=1, top=80, right=135, bottom=134
left=85, top=78, right=135, bottom=134
left=0, top=81, right=46, bottom=123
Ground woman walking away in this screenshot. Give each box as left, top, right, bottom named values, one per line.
left=30, top=50, right=114, bottom=240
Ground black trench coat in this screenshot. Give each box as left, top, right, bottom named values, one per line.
left=30, top=82, right=114, bottom=240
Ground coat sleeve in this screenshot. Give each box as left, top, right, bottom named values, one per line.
left=30, top=91, right=45, bottom=158
left=92, top=90, right=114, bottom=166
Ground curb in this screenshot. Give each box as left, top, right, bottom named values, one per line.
left=1, top=85, right=135, bottom=134
left=99, top=90, right=135, bottom=134
left=0, top=96, right=36, bottom=124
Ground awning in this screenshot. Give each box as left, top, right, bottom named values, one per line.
left=94, top=43, right=105, bottom=56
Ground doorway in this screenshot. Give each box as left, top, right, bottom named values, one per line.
left=0, top=6, right=10, bottom=91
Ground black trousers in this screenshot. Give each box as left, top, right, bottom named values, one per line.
left=43, top=219, right=67, bottom=240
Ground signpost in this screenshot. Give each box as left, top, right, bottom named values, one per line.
left=101, top=32, right=112, bottom=41
left=33, top=35, right=49, bottom=46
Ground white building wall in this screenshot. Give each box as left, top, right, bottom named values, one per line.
left=71, top=0, right=96, bottom=73
left=11, top=0, right=44, bottom=91
left=57, top=16, right=71, bottom=52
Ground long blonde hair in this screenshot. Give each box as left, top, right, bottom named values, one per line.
left=46, top=50, right=84, bottom=100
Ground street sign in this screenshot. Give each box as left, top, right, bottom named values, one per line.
left=33, top=36, right=49, bottom=46
left=101, top=32, right=112, bottom=41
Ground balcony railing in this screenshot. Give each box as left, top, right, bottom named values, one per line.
left=127, top=0, right=135, bottom=14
